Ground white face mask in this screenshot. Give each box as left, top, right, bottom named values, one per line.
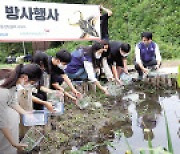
left=16, top=78, right=25, bottom=90
left=95, top=52, right=102, bottom=59
left=16, top=84, right=24, bottom=91
left=120, top=51, right=129, bottom=57
left=58, top=63, right=67, bottom=70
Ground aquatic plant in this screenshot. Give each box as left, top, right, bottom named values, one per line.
left=164, top=110, right=174, bottom=154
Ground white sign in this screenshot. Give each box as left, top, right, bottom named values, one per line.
left=0, top=1, right=101, bottom=42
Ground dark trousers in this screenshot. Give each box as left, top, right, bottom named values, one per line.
left=134, top=58, right=158, bottom=77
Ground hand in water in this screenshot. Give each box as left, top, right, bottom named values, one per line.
left=116, top=78, right=124, bottom=85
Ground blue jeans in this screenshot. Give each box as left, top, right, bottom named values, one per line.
left=66, top=68, right=88, bottom=80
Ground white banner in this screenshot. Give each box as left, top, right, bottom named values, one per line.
left=0, top=1, right=101, bottom=42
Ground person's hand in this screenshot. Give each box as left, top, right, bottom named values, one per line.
left=123, top=68, right=129, bottom=74
left=142, top=68, right=149, bottom=74
left=13, top=143, right=27, bottom=151
left=45, top=102, right=54, bottom=113
left=73, top=90, right=82, bottom=99
left=155, top=65, right=160, bottom=70
left=115, top=78, right=124, bottom=85
left=108, top=77, right=115, bottom=82
left=102, top=86, right=109, bottom=96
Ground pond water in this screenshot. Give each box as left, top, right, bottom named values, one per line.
left=26, top=84, right=180, bottom=154
left=107, top=90, right=180, bottom=154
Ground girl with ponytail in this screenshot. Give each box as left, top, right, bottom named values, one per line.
left=0, top=64, right=42, bottom=153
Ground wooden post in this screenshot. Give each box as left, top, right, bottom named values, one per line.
left=156, top=75, right=160, bottom=87
left=83, top=81, right=88, bottom=94
left=88, top=81, right=96, bottom=93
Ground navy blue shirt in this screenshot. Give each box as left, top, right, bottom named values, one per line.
left=65, top=48, right=92, bottom=74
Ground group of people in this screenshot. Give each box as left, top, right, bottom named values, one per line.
left=0, top=31, right=162, bottom=153
left=0, top=4, right=162, bottom=154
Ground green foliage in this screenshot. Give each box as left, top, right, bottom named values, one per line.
left=0, top=0, right=179, bottom=63
left=46, top=41, right=91, bottom=56
left=164, top=110, right=174, bottom=154
left=89, top=0, right=180, bottom=61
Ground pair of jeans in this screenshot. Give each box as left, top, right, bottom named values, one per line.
left=66, top=68, right=88, bottom=80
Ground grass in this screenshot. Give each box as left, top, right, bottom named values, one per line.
left=0, top=63, right=17, bottom=69
left=0, top=62, right=30, bottom=69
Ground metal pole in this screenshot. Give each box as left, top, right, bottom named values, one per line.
left=22, top=41, right=26, bottom=56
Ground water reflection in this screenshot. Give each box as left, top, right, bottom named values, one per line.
left=136, top=93, right=162, bottom=141
left=25, top=87, right=180, bottom=154
left=108, top=90, right=180, bottom=154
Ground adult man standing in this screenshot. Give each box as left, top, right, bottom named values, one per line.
left=135, top=32, right=162, bottom=80
left=100, top=5, right=112, bottom=40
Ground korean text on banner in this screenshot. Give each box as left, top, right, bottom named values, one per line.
left=0, top=1, right=101, bottom=42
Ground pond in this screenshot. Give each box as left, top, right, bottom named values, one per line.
left=107, top=89, right=180, bottom=154
left=26, top=82, right=180, bottom=154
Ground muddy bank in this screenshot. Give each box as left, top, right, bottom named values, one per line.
left=25, top=80, right=180, bottom=154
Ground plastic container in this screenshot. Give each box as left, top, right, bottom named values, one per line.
left=47, top=91, right=64, bottom=115
left=52, top=101, right=64, bottom=115
left=120, top=73, right=132, bottom=84
left=22, top=110, right=48, bottom=126
left=20, top=126, right=44, bottom=152
left=43, top=72, right=50, bottom=88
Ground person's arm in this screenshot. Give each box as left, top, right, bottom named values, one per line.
left=102, top=58, right=114, bottom=80
left=62, top=74, right=81, bottom=98
left=11, top=104, right=27, bottom=115
left=155, top=43, right=162, bottom=69
left=40, top=86, right=54, bottom=93
left=52, top=83, right=78, bottom=104
left=1, top=128, right=27, bottom=151
left=111, top=64, right=123, bottom=84
left=135, top=45, right=149, bottom=74
left=83, top=61, right=97, bottom=82
left=32, top=96, right=54, bottom=112
left=100, top=5, right=112, bottom=16
left=95, top=80, right=109, bottom=95
left=123, top=58, right=128, bottom=74
left=84, top=61, right=109, bottom=95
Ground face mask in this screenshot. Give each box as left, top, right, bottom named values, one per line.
left=58, top=63, right=67, bottom=70
left=24, top=83, right=34, bottom=90
left=120, top=51, right=129, bottom=57
left=121, top=53, right=129, bottom=57
left=95, top=52, right=102, bottom=59
left=16, top=84, right=24, bottom=91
